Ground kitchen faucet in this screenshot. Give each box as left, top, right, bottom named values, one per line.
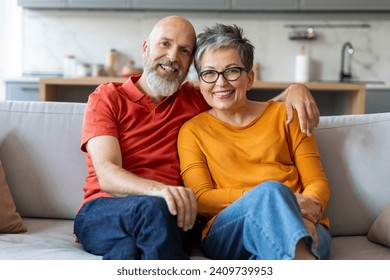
left=340, top=42, right=354, bottom=82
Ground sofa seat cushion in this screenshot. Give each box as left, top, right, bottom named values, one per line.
left=330, top=236, right=390, bottom=260
left=2, top=219, right=390, bottom=260
left=0, top=218, right=101, bottom=260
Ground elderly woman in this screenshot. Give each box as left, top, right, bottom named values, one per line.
left=177, top=24, right=331, bottom=260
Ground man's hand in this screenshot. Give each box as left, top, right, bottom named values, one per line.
left=276, top=83, right=320, bottom=137
left=296, top=193, right=322, bottom=224
left=86, top=135, right=197, bottom=232
left=152, top=186, right=197, bottom=232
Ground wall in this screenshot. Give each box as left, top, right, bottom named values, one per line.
left=21, top=9, right=390, bottom=84
left=7, top=7, right=390, bottom=90
left=0, top=0, right=23, bottom=100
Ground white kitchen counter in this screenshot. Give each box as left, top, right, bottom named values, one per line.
left=5, top=77, right=40, bottom=83
left=366, top=84, right=390, bottom=90
left=7, top=76, right=390, bottom=89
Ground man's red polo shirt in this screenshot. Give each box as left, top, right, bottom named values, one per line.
left=80, top=75, right=209, bottom=206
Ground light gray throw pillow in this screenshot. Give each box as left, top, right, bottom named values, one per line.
left=367, top=205, right=390, bottom=247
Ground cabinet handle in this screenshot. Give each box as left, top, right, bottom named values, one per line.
left=21, top=87, right=38, bottom=91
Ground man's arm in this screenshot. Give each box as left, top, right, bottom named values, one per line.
left=86, top=135, right=197, bottom=232
left=273, top=83, right=320, bottom=137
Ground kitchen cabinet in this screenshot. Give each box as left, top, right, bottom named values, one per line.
left=133, top=0, right=230, bottom=10
left=231, top=0, right=298, bottom=11
left=17, top=0, right=66, bottom=8
left=67, top=0, right=131, bottom=9
left=299, top=0, right=390, bottom=11
left=6, top=81, right=40, bottom=101
left=17, top=0, right=131, bottom=9
left=39, top=77, right=126, bottom=103
left=365, top=89, right=390, bottom=114
left=18, top=0, right=390, bottom=11
left=18, top=0, right=230, bottom=10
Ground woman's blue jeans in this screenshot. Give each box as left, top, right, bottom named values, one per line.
left=202, top=181, right=331, bottom=260
left=74, top=195, right=190, bottom=260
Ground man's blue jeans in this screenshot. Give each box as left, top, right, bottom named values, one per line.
left=74, top=195, right=190, bottom=260
left=202, top=181, right=331, bottom=260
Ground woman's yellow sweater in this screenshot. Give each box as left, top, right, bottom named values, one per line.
left=178, top=101, right=330, bottom=239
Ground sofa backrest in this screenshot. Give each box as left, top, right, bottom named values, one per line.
left=1, top=100, right=390, bottom=236
left=0, top=101, right=86, bottom=219
left=317, top=112, right=390, bottom=236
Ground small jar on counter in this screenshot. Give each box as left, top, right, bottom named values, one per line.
left=63, top=55, right=76, bottom=78
left=76, top=63, right=92, bottom=77
left=92, top=64, right=106, bottom=77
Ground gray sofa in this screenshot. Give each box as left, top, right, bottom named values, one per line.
left=1, top=100, right=390, bottom=260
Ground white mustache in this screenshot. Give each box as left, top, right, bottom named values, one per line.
left=153, top=60, right=182, bottom=72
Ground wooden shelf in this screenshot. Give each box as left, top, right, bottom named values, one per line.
left=39, top=77, right=127, bottom=102
left=250, top=81, right=366, bottom=115
left=39, top=78, right=366, bottom=114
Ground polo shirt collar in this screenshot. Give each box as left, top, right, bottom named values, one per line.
left=122, top=74, right=178, bottom=105
left=122, top=74, right=145, bottom=102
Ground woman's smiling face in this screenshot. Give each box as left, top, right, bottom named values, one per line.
left=199, top=47, right=254, bottom=113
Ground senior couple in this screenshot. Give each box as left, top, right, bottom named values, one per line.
left=74, top=15, right=330, bottom=260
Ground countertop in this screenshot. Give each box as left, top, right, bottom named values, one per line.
left=39, top=76, right=127, bottom=86
left=8, top=76, right=389, bottom=90
left=365, top=84, right=390, bottom=90
left=38, top=77, right=368, bottom=89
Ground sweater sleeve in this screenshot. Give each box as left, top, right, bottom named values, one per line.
left=287, top=110, right=331, bottom=213
left=178, top=120, right=246, bottom=218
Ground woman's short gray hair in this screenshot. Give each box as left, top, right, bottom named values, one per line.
left=194, top=24, right=254, bottom=74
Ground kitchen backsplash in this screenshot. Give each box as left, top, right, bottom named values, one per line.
left=22, top=10, right=390, bottom=84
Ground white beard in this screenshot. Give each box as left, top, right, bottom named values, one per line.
left=143, top=58, right=185, bottom=98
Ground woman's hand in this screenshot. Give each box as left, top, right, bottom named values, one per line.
left=303, top=217, right=318, bottom=249
left=295, top=193, right=322, bottom=224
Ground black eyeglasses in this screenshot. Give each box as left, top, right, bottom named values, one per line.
left=199, top=67, right=246, bottom=84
